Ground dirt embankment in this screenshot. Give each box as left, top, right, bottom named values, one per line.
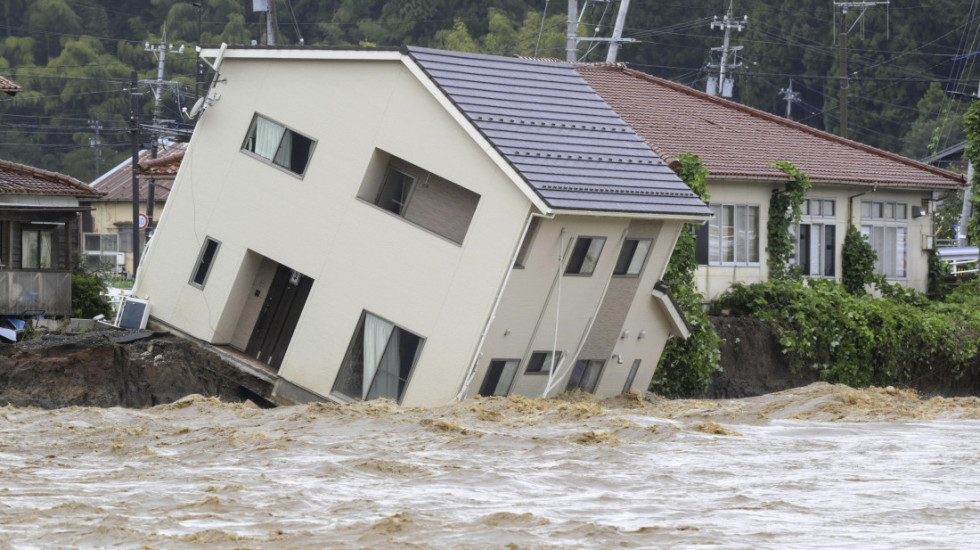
left=0, top=331, right=272, bottom=409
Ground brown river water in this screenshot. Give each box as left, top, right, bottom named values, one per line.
left=1, top=382, right=978, bottom=549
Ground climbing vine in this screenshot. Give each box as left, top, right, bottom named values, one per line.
left=766, top=161, right=811, bottom=281
left=963, top=100, right=980, bottom=244
left=651, top=153, right=722, bottom=398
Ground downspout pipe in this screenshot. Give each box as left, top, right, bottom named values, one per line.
left=847, top=183, right=877, bottom=226
left=456, top=210, right=553, bottom=400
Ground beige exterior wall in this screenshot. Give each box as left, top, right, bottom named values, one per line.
left=133, top=58, right=532, bottom=407
left=467, top=215, right=685, bottom=399
left=696, top=180, right=934, bottom=300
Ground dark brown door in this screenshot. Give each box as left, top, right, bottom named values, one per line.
left=245, top=264, right=314, bottom=372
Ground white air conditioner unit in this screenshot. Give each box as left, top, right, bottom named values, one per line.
left=114, top=252, right=126, bottom=269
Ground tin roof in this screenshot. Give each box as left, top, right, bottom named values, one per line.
left=405, top=47, right=711, bottom=218
left=91, top=143, right=185, bottom=201
left=578, top=65, right=965, bottom=190
left=0, top=75, right=21, bottom=95
left=0, top=158, right=101, bottom=197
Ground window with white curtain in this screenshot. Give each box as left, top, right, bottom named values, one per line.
left=861, top=225, right=907, bottom=279
left=703, top=203, right=760, bottom=265
left=331, top=311, right=424, bottom=403
left=21, top=229, right=53, bottom=269
left=241, top=114, right=316, bottom=176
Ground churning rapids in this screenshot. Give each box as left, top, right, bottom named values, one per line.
left=1, top=383, right=978, bottom=549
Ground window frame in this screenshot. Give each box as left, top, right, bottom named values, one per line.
left=188, top=237, right=220, bottom=289
left=21, top=228, right=55, bottom=270
left=564, top=236, right=607, bottom=276
left=240, top=113, right=317, bottom=178
left=330, top=310, right=425, bottom=405
left=477, top=358, right=521, bottom=397
left=374, top=165, right=418, bottom=216
left=705, top=203, right=761, bottom=266
left=613, top=238, right=654, bottom=277
left=623, top=359, right=641, bottom=394
left=861, top=224, right=908, bottom=280
left=524, top=351, right=563, bottom=375
left=565, top=359, right=606, bottom=393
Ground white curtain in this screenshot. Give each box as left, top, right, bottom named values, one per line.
left=273, top=130, right=293, bottom=167
left=362, top=314, right=394, bottom=399
left=39, top=231, right=53, bottom=269
left=21, top=232, right=38, bottom=269
left=371, top=330, right=401, bottom=400
left=254, top=117, right=284, bottom=160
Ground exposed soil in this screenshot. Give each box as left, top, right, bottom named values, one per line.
left=0, top=330, right=273, bottom=409
left=707, top=316, right=818, bottom=399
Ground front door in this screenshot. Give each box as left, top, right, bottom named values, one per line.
left=245, top=264, right=313, bottom=371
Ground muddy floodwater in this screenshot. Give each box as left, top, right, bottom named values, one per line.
left=1, top=383, right=978, bottom=549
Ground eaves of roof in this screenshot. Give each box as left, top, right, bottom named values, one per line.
left=0, top=158, right=103, bottom=197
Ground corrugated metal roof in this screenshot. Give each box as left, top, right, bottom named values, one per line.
left=579, top=65, right=965, bottom=190
left=405, top=47, right=711, bottom=218
left=90, top=143, right=185, bottom=201
left=0, top=158, right=102, bottom=197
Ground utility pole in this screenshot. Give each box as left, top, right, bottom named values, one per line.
left=706, top=1, right=747, bottom=98
left=605, top=0, right=632, bottom=63
left=144, top=25, right=183, bottom=134
left=779, top=80, right=800, bottom=120
left=252, top=0, right=279, bottom=46
left=834, top=2, right=890, bottom=139
left=566, top=0, right=578, bottom=62
left=88, top=118, right=102, bottom=179
left=129, top=71, right=142, bottom=277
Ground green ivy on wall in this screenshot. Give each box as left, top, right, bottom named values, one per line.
left=651, top=153, right=722, bottom=398
left=964, top=100, right=980, bottom=245
left=841, top=224, right=878, bottom=295
left=766, top=161, right=811, bottom=281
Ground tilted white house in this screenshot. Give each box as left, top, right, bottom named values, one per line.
left=132, top=46, right=711, bottom=406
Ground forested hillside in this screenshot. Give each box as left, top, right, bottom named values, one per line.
left=0, top=0, right=976, bottom=181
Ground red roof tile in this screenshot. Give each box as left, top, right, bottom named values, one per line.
left=0, top=158, right=102, bottom=197
left=91, top=143, right=185, bottom=201
left=578, top=66, right=965, bottom=190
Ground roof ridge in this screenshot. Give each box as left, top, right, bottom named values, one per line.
left=0, top=158, right=102, bottom=196
left=609, top=66, right=965, bottom=185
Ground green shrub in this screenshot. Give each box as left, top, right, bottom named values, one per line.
left=71, top=271, right=112, bottom=319
left=715, top=279, right=980, bottom=388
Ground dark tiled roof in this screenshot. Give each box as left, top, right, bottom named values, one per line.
left=0, top=75, right=21, bottom=95
left=405, top=47, right=711, bottom=217
left=578, top=66, right=965, bottom=190
left=91, top=143, right=185, bottom=201
left=0, top=159, right=102, bottom=197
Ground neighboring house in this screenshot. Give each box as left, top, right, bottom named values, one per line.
left=132, top=46, right=711, bottom=407
left=0, top=159, right=103, bottom=316
left=85, top=143, right=185, bottom=275
left=580, top=65, right=966, bottom=298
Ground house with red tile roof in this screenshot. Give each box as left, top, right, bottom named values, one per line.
left=85, top=143, right=185, bottom=275
left=0, top=158, right=103, bottom=317
left=580, top=65, right=966, bottom=297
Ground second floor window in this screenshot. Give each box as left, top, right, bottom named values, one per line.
left=242, top=114, right=316, bottom=176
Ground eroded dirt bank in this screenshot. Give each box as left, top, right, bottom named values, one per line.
left=0, top=331, right=272, bottom=408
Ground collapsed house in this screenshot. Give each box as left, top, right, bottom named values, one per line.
left=131, top=46, right=711, bottom=406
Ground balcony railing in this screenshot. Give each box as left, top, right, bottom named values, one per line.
left=0, top=271, right=72, bottom=317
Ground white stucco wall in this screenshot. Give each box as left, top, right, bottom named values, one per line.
left=696, top=180, right=934, bottom=300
